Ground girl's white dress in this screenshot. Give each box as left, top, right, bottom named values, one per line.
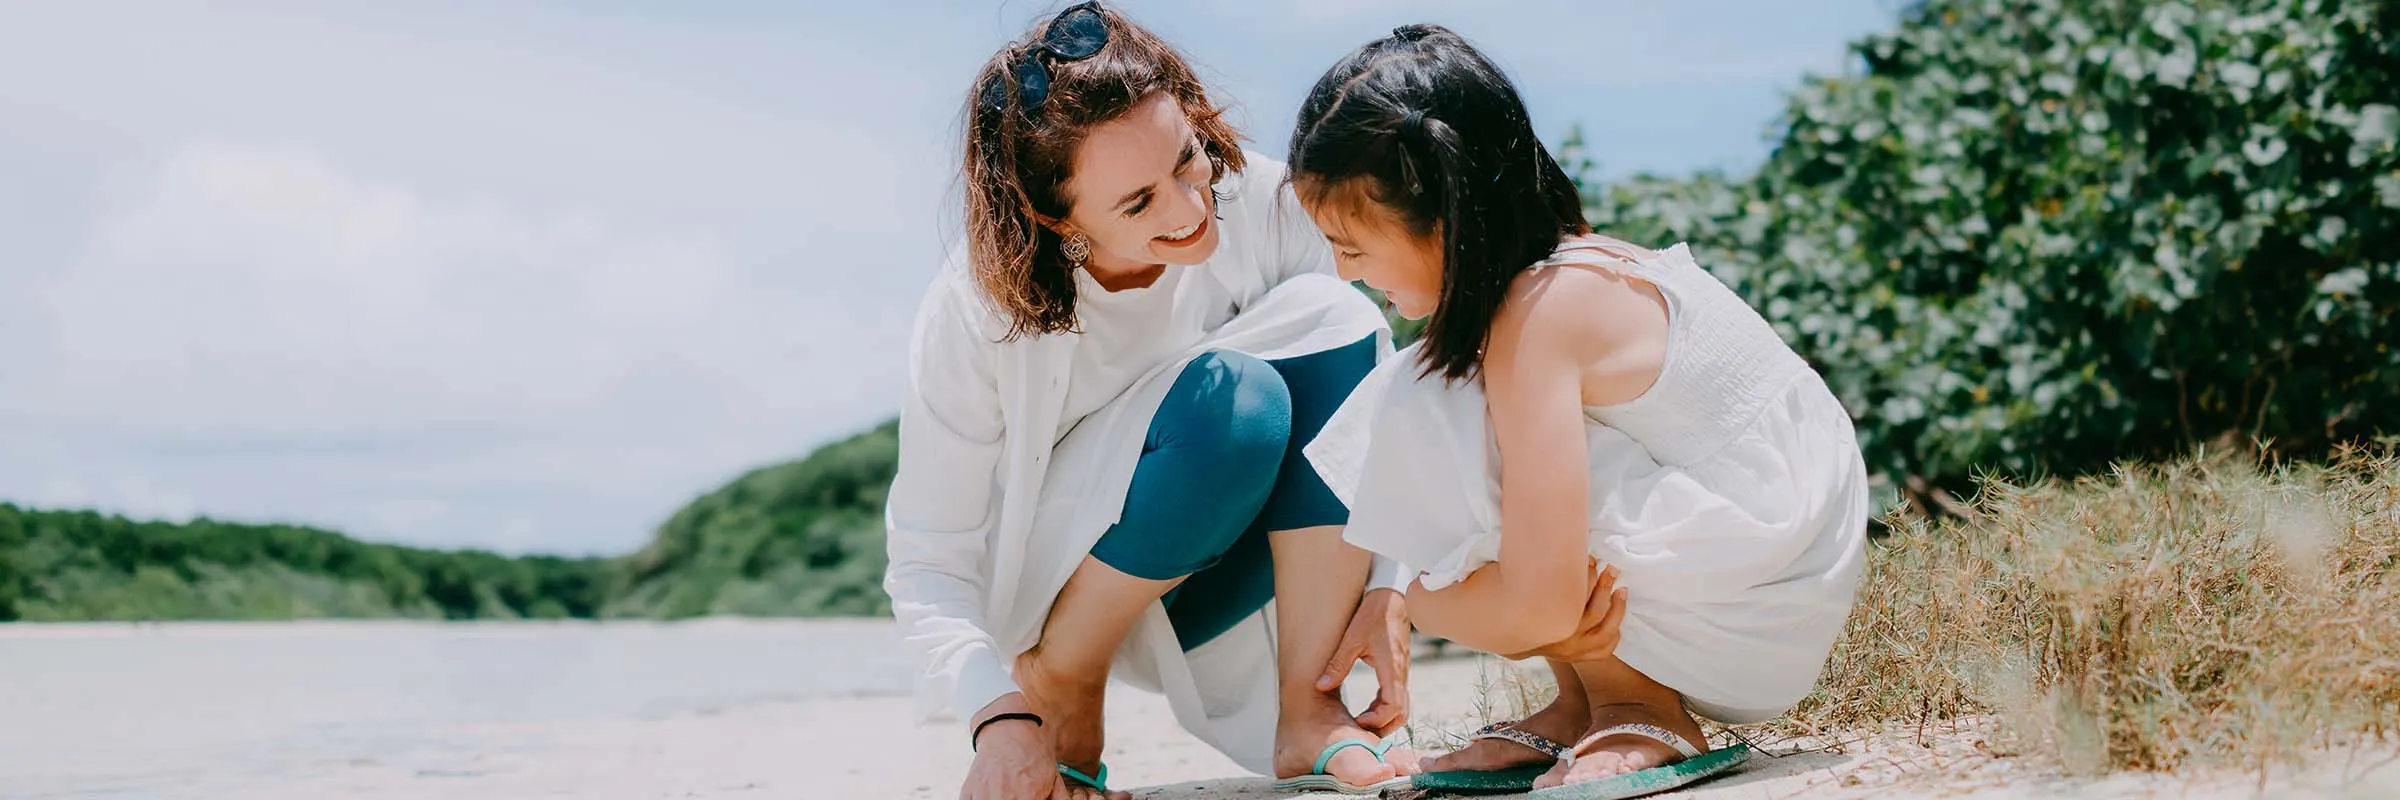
left=1305, top=237, right=1871, bottom=723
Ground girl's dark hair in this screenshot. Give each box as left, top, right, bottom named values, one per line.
left=1287, top=24, right=1588, bottom=382
left=963, top=3, right=1245, bottom=340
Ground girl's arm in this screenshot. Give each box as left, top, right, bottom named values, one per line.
left=1407, top=265, right=1663, bottom=656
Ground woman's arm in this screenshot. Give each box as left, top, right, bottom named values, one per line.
left=881, top=270, right=1018, bottom=728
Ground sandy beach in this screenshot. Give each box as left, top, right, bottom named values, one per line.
left=383, top=658, right=2395, bottom=800
left=417, top=659, right=2396, bottom=800
left=5, top=620, right=2393, bottom=799
left=242, top=654, right=2400, bottom=799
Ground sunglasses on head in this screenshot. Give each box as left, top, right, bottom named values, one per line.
left=978, top=1, right=1108, bottom=115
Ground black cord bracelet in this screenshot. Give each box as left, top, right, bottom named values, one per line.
left=971, top=711, right=1045, bottom=751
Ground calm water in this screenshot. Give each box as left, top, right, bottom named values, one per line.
left=0, top=619, right=912, bottom=799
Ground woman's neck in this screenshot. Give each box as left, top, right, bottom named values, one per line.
left=1083, top=255, right=1168, bottom=293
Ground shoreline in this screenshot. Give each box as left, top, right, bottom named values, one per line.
left=0, top=614, right=902, bottom=638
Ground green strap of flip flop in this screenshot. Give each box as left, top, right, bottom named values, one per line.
left=1057, top=762, right=1109, bottom=792
left=1312, top=738, right=1396, bottom=774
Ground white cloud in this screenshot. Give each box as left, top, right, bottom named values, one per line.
left=11, top=139, right=907, bottom=552
left=0, top=1, right=1895, bottom=554
left=0, top=3, right=949, bottom=553
left=42, top=141, right=737, bottom=438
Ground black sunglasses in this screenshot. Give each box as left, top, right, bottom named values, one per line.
left=978, top=2, right=1108, bottom=115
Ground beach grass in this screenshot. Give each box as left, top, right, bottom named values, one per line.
left=1787, top=444, right=2400, bottom=773
left=1415, top=446, right=2400, bottom=776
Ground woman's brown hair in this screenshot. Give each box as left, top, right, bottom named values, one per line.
left=962, top=2, right=1245, bottom=340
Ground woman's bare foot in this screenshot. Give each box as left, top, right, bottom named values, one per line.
left=1532, top=699, right=1709, bottom=788
left=1273, top=692, right=1417, bottom=787
left=1012, top=649, right=1120, bottom=796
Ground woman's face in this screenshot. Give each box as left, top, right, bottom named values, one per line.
left=1055, top=92, right=1222, bottom=274
left=1302, top=187, right=1445, bottom=319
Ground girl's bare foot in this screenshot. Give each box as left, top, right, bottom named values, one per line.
left=1532, top=656, right=1707, bottom=788
left=1533, top=699, right=1708, bottom=787
left=1418, top=695, right=1584, bottom=773
left=1421, top=658, right=1586, bottom=774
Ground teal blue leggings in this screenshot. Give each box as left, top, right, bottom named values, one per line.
left=1087, top=334, right=1378, bottom=651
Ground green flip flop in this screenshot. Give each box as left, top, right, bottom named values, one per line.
left=1520, top=724, right=1752, bottom=800
left=1270, top=738, right=1414, bottom=795
left=1058, top=762, right=1110, bottom=793
left=1411, top=764, right=1557, bottom=795
left=1410, top=720, right=1573, bottom=795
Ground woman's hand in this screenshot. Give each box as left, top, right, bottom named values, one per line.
left=962, top=695, right=1062, bottom=800
left=1315, top=587, right=1412, bottom=736
left=1501, top=562, right=1628, bottom=663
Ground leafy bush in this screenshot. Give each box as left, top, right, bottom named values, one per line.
left=1591, top=0, right=2399, bottom=495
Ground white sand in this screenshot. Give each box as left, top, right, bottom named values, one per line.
left=263, top=651, right=2396, bottom=799
left=8, top=621, right=2391, bottom=799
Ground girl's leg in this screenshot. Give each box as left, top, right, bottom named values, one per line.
left=1533, top=657, right=1709, bottom=789
left=1420, top=658, right=1590, bottom=773
left=1020, top=351, right=1293, bottom=785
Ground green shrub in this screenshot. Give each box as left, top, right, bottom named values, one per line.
left=1591, top=0, right=2399, bottom=494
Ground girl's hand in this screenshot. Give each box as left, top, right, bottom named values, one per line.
left=1502, top=562, right=1627, bottom=662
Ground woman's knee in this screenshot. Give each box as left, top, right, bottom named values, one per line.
left=1151, top=350, right=1293, bottom=474
left=1091, top=353, right=1292, bottom=580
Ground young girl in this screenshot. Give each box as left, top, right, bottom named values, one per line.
left=1289, top=25, right=1871, bottom=792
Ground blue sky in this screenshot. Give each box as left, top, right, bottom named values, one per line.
left=0, top=0, right=1900, bottom=555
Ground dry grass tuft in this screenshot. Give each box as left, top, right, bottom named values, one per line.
left=1785, top=445, right=2400, bottom=773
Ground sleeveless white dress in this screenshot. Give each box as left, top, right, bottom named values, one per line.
left=1303, top=237, right=1872, bottom=723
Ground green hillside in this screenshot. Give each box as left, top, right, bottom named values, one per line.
left=604, top=420, right=900, bottom=618
left=0, top=504, right=609, bottom=622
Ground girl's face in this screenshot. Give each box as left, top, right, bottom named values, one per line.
left=1055, top=92, right=1222, bottom=274
left=1302, top=186, right=1445, bottom=319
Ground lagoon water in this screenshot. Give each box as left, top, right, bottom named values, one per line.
left=0, top=619, right=913, bottom=799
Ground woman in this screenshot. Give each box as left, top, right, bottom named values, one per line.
left=882, top=4, right=1418, bottom=798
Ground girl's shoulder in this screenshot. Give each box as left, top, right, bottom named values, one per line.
left=1485, top=238, right=1673, bottom=400
left=1500, top=242, right=1667, bottom=342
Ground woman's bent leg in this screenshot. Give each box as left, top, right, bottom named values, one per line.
left=1191, top=335, right=1416, bottom=786
left=1156, top=334, right=1375, bottom=650
left=1023, top=351, right=1293, bottom=783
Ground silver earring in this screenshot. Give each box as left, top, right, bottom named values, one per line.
left=1061, top=233, right=1091, bottom=267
